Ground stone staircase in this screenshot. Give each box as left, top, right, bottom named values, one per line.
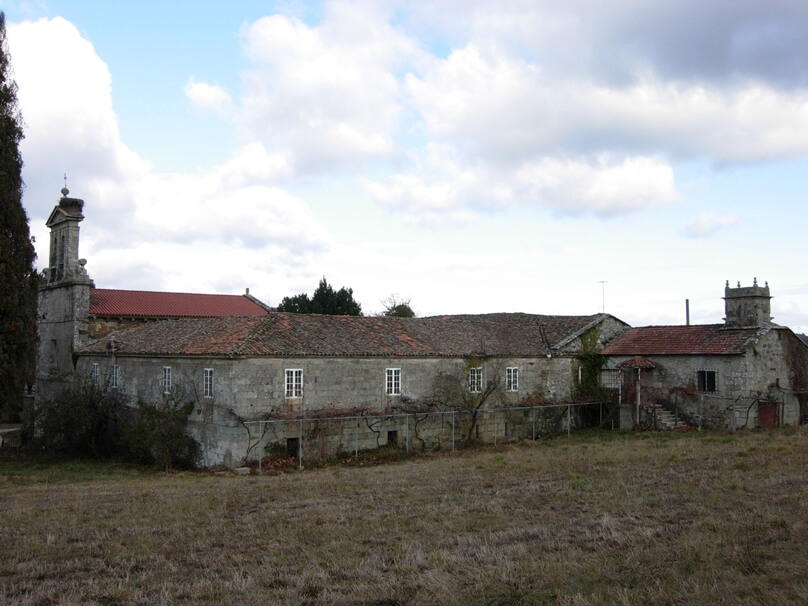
left=644, top=405, right=689, bottom=431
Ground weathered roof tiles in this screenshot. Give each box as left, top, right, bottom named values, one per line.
left=77, top=312, right=615, bottom=358
left=600, top=324, right=769, bottom=356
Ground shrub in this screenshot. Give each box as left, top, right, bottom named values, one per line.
left=127, top=397, right=198, bottom=471
left=28, top=379, right=128, bottom=458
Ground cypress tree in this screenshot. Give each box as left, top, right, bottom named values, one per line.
left=0, top=12, right=38, bottom=421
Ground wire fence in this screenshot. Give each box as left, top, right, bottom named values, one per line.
left=244, top=401, right=611, bottom=469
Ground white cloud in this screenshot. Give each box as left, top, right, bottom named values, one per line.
left=513, top=155, right=678, bottom=215
left=184, top=77, right=234, bottom=117
left=366, top=150, right=677, bottom=221
left=8, top=16, right=333, bottom=297
left=681, top=211, right=740, bottom=238
left=233, top=4, right=424, bottom=173
left=8, top=17, right=148, bottom=223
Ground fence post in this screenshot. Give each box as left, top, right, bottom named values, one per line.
left=452, top=411, right=455, bottom=451
left=298, top=419, right=303, bottom=469
left=532, top=407, right=536, bottom=440
left=355, top=418, right=359, bottom=457
left=258, top=422, right=262, bottom=475
left=567, top=403, right=571, bottom=437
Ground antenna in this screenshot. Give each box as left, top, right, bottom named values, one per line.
left=598, top=281, right=607, bottom=313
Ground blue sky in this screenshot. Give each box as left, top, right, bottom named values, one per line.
left=5, top=0, right=808, bottom=331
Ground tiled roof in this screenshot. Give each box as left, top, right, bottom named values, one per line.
left=77, top=312, right=611, bottom=358
left=600, top=324, right=766, bottom=356
left=89, top=288, right=269, bottom=318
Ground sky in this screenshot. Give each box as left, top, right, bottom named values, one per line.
left=4, top=0, right=808, bottom=331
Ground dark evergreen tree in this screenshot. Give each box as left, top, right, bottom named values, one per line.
left=277, top=277, right=362, bottom=316
left=0, top=12, right=38, bottom=421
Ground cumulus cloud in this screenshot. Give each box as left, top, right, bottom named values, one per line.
left=8, top=16, right=332, bottom=297
left=681, top=211, right=740, bottom=238
left=185, top=77, right=234, bottom=117
left=366, top=149, right=677, bottom=222
left=233, top=3, right=425, bottom=173
left=8, top=17, right=148, bottom=223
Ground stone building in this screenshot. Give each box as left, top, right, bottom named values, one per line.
left=33, top=189, right=629, bottom=466
left=36, top=190, right=270, bottom=401
left=74, top=310, right=628, bottom=466
left=34, top=190, right=807, bottom=466
left=601, top=280, right=808, bottom=429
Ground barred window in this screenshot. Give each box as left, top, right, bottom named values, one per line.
left=110, top=364, right=119, bottom=389
left=91, top=363, right=99, bottom=386
left=697, top=370, right=717, bottom=392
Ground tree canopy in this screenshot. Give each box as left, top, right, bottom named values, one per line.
left=0, top=12, right=38, bottom=421
left=277, top=277, right=362, bottom=316
left=381, top=294, right=416, bottom=318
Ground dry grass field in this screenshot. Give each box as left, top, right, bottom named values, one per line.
left=2, top=427, right=808, bottom=605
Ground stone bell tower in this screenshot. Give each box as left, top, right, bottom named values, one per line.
left=35, top=187, right=95, bottom=400
left=723, top=278, right=773, bottom=328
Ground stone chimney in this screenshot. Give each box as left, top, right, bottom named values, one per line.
left=723, top=279, right=772, bottom=328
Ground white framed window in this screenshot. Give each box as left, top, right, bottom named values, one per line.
left=203, top=368, right=214, bottom=398
left=110, top=364, right=119, bottom=389
left=285, top=369, right=303, bottom=398
left=386, top=368, right=401, bottom=396
left=162, top=366, right=172, bottom=393
left=506, top=367, right=519, bottom=392
left=469, top=367, right=483, bottom=393
left=697, top=370, right=717, bottom=393
left=90, top=363, right=99, bottom=386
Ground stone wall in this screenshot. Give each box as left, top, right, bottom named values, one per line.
left=75, top=352, right=582, bottom=466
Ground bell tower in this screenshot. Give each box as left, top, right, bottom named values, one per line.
left=35, top=187, right=95, bottom=401
left=723, top=278, right=773, bottom=328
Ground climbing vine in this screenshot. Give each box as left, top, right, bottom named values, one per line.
left=575, top=326, right=608, bottom=401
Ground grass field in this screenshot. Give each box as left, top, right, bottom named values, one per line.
left=2, top=427, right=808, bottom=605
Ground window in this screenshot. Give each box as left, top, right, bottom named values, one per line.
left=203, top=368, right=214, bottom=398
left=386, top=368, right=401, bottom=396
left=506, top=367, right=519, bottom=392
left=697, top=370, right=717, bottom=393
left=90, top=363, right=99, bottom=386
left=469, top=367, right=483, bottom=393
left=162, top=367, right=172, bottom=393
left=285, top=369, right=303, bottom=398
left=110, top=364, right=119, bottom=389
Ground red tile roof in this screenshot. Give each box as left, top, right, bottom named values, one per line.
left=600, top=324, right=766, bottom=356
left=77, top=312, right=614, bottom=358
left=89, top=288, right=269, bottom=318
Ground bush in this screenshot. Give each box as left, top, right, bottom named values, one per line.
left=28, top=379, right=128, bottom=458
left=127, top=397, right=198, bottom=471
left=29, top=378, right=198, bottom=470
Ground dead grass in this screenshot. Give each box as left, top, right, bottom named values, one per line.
left=2, top=428, right=808, bottom=604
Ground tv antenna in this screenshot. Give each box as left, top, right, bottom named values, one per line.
left=598, top=281, right=607, bottom=313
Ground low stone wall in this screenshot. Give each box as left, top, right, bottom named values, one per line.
left=243, top=403, right=600, bottom=466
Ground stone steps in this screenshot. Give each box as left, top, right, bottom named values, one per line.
left=645, top=405, right=689, bottom=431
